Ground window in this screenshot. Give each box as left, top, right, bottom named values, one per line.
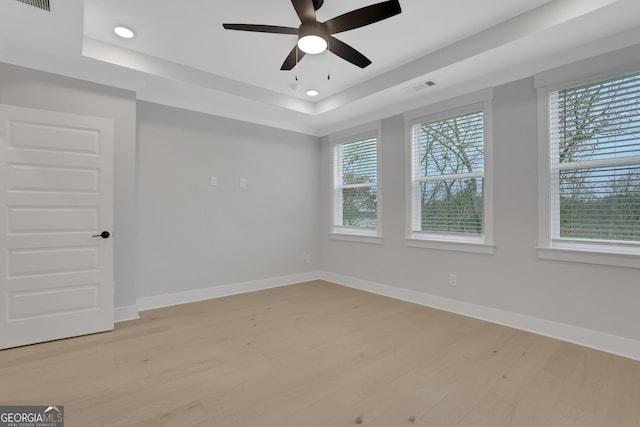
left=544, top=71, right=640, bottom=258
left=331, top=129, right=381, bottom=242
left=406, top=97, right=494, bottom=253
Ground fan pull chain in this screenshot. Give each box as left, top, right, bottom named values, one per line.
left=327, top=38, right=331, bottom=80
left=295, top=46, right=299, bottom=82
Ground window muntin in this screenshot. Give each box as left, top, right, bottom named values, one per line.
left=410, top=111, right=485, bottom=239
left=549, top=72, right=640, bottom=245
left=332, top=135, right=379, bottom=234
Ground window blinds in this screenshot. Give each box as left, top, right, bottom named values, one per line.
left=411, top=111, right=485, bottom=236
left=333, top=136, right=378, bottom=229
left=550, top=72, right=640, bottom=242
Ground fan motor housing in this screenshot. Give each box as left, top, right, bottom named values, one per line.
left=298, top=22, right=329, bottom=42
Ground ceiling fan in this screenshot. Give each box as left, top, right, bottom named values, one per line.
left=222, top=0, right=402, bottom=70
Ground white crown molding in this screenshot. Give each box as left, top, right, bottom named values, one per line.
left=82, top=38, right=315, bottom=115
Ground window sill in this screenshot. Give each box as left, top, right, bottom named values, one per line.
left=329, top=232, right=384, bottom=245
left=537, top=246, right=640, bottom=269
left=405, top=237, right=495, bottom=254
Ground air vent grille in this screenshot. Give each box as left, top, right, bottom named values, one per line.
left=16, top=0, right=50, bottom=11
left=411, top=80, right=436, bottom=91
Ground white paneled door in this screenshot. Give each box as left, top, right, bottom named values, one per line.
left=0, top=105, right=114, bottom=349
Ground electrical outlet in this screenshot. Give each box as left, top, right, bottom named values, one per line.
left=240, top=178, right=247, bottom=188
left=210, top=176, right=217, bottom=186
left=305, top=254, right=311, bottom=264
left=448, top=274, right=457, bottom=286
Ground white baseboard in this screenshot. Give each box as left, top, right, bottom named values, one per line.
left=136, top=271, right=323, bottom=312
left=114, top=305, right=140, bottom=323
left=321, top=272, right=640, bottom=361
left=113, top=270, right=639, bottom=361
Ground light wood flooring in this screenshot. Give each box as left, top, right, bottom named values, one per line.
left=1, top=280, right=639, bottom=426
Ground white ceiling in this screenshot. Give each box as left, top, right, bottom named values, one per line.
left=1, top=0, right=640, bottom=136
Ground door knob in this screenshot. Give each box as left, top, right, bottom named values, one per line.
left=92, top=231, right=110, bottom=239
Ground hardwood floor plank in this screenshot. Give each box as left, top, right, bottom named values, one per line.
left=1, top=280, right=639, bottom=427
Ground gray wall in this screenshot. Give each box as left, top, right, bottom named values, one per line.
left=135, top=101, right=321, bottom=298
left=320, top=77, right=640, bottom=342
left=0, top=62, right=321, bottom=310
left=0, top=63, right=138, bottom=308
left=2, top=58, right=637, bottom=348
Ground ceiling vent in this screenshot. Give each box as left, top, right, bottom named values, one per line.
left=410, top=80, right=436, bottom=91
left=16, top=0, right=50, bottom=11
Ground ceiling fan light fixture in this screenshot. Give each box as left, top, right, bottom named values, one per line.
left=297, top=35, right=327, bottom=54
left=114, top=26, right=135, bottom=39
left=222, top=0, right=402, bottom=69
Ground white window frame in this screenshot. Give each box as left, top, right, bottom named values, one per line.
left=329, top=122, right=383, bottom=244
left=536, top=58, right=640, bottom=269
left=404, top=89, right=494, bottom=254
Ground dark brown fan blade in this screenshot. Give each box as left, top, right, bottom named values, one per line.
left=281, top=46, right=306, bottom=70
left=291, top=0, right=316, bottom=23
left=328, top=36, right=371, bottom=68
left=222, top=23, right=298, bottom=35
left=324, top=0, right=401, bottom=34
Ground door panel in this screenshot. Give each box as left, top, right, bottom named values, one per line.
left=0, top=104, right=114, bottom=349
left=8, top=207, right=100, bottom=234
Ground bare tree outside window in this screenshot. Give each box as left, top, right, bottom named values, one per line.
left=334, top=136, right=378, bottom=229
left=553, top=73, right=640, bottom=242
left=414, top=112, right=484, bottom=235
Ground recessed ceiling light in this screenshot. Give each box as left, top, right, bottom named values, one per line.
left=306, top=90, right=319, bottom=97
left=114, top=26, right=135, bottom=39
